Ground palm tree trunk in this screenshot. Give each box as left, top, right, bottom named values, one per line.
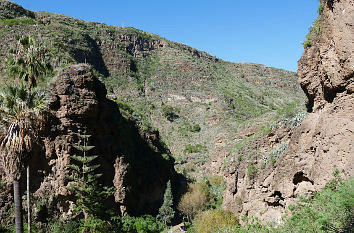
left=27, top=166, right=31, bottom=233
left=14, top=180, right=23, bottom=233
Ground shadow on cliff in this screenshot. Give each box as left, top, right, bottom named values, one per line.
left=70, top=34, right=110, bottom=77
left=27, top=64, right=184, bottom=218
left=92, top=78, right=187, bottom=216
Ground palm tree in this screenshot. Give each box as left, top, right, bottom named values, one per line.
left=5, top=35, right=52, bottom=233
left=8, top=35, right=52, bottom=89
left=0, top=84, right=47, bottom=233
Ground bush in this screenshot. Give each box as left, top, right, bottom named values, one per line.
left=207, top=176, right=226, bottom=208
left=120, top=215, right=136, bottom=232
left=134, top=215, right=164, bottom=233
left=247, top=165, right=258, bottom=180
left=178, top=183, right=210, bottom=222
left=118, top=215, right=164, bottom=233
left=303, top=38, right=312, bottom=48
left=79, top=216, right=107, bottom=233
left=280, top=177, right=354, bottom=233
left=184, top=144, right=205, bottom=153
left=193, top=209, right=239, bottom=233
left=161, top=104, right=179, bottom=122
left=190, top=124, right=201, bottom=132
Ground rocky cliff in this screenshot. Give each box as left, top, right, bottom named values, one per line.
left=223, top=0, right=354, bottom=224
left=0, top=64, right=175, bottom=224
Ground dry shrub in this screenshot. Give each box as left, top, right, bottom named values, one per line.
left=177, top=183, right=209, bottom=222
left=193, top=209, right=239, bottom=233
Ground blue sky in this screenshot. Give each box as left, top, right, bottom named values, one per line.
left=12, top=0, right=319, bottom=72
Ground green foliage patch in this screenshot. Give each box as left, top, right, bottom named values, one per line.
left=184, top=144, right=206, bottom=154
left=247, top=165, right=258, bottom=180
left=0, top=18, right=36, bottom=26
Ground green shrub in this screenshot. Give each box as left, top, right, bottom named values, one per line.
left=207, top=176, right=226, bottom=208
left=161, top=104, right=179, bottom=122
left=280, top=177, right=354, bottom=233
left=0, top=18, right=36, bottom=26
left=79, top=216, right=107, bottom=233
left=184, top=144, right=206, bottom=153
left=247, top=165, right=258, bottom=180
left=120, top=215, right=136, bottom=232
left=116, top=100, right=134, bottom=114
left=63, top=221, right=80, bottom=233
left=303, top=38, right=312, bottom=48
left=190, top=124, right=201, bottom=132
left=134, top=215, right=164, bottom=233
left=117, top=215, right=164, bottom=233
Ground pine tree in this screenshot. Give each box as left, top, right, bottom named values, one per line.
left=66, top=129, right=114, bottom=221
left=157, top=180, right=175, bottom=225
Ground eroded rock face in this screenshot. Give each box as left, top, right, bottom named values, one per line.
left=223, top=0, right=354, bottom=224
left=0, top=64, right=174, bottom=222
left=298, top=0, right=354, bottom=111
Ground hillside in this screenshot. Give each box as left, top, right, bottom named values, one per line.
left=0, top=0, right=309, bottom=230
left=1, top=1, right=305, bottom=180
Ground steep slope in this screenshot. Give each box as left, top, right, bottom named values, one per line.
left=223, top=0, right=354, bottom=224
left=1, top=1, right=304, bottom=179
left=0, top=0, right=305, bottom=222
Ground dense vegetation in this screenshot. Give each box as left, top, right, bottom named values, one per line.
left=0, top=172, right=351, bottom=232
left=185, top=175, right=354, bottom=233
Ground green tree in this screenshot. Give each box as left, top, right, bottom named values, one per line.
left=66, top=130, right=114, bottom=222
left=4, top=35, right=52, bottom=233
left=157, top=180, right=175, bottom=225
left=8, top=35, right=52, bottom=89
left=0, top=84, right=47, bottom=233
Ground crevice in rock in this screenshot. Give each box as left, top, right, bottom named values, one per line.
left=300, top=85, right=314, bottom=112
left=293, top=172, right=314, bottom=185
left=270, top=191, right=284, bottom=200
left=264, top=191, right=285, bottom=207
left=322, top=79, right=347, bottom=103
left=327, top=0, right=334, bottom=11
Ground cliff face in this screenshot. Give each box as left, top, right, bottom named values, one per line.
left=223, top=0, right=354, bottom=224
left=298, top=0, right=354, bottom=111
left=0, top=64, right=175, bottom=223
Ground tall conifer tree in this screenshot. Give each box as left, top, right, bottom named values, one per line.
left=66, top=129, right=114, bottom=221
left=157, top=180, right=174, bottom=225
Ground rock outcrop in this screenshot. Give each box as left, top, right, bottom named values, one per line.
left=0, top=64, right=175, bottom=223
left=298, top=0, right=354, bottom=111
left=223, top=0, right=354, bottom=224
